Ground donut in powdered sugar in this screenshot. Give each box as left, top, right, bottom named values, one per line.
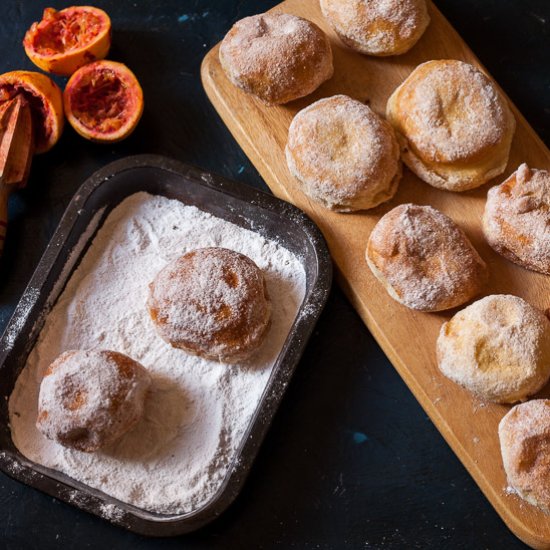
left=147, top=247, right=271, bottom=363
left=36, top=349, right=151, bottom=452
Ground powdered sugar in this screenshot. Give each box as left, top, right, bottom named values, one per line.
left=98, top=502, right=125, bottom=521
left=2, top=286, right=40, bottom=352
left=9, top=192, right=306, bottom=514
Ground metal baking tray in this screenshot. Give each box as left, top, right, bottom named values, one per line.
left=0, top=155, right=332, bottom=536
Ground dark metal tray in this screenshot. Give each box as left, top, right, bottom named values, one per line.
left=0, top=155, right=332, bottom=536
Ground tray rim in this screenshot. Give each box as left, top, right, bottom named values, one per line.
left=0, top=154, right=332, bottom=536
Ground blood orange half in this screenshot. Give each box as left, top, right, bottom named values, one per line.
left=63, top=60, right=144, bottom=143
left=23, top=6, right=111, bottom=76
left=0, top=71, right=64, bottom=153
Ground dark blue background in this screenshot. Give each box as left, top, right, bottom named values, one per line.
left=1, top=1, right=549, bottom=548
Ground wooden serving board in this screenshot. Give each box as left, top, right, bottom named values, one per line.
left=201, top=1, right=550, bottom=547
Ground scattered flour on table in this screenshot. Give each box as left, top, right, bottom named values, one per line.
left=9, top=192, right=306, bottom=514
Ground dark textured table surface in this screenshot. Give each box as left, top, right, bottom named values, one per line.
left=1, top=1, right=549, bottom=548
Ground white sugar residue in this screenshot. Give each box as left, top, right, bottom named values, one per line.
left=9, top=192, right=306, bottom=514
left=46, top=207, right=107, bottom=311
left=1, top=207, right=106, bottom=355
left=2, top=286, right=40, bottom=353
left=99, top=503, right=125, bottom=521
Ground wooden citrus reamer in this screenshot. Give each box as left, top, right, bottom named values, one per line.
left=0, top=94, right=34, bottom=255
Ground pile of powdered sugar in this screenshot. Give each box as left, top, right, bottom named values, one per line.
left=9, top=192, right=306, bottom=514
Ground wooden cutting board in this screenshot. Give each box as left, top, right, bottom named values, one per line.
left=201, top=1, right=550, bottom=547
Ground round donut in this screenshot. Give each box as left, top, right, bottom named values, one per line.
left=320, top=0, right=430, bottom=56
left=219, top=12, right=333, bottom=105
left=437, top=295, right=550, bottom=403
left=286, top=95, right=402, bottom=211
left=386, top=60, right=516, bottom=191
left=36, top=350, right=151, bottom=452
left=499, top=399, right=550, bottom=512
left=366, top=204, right=488, bottom=311
left=147, top=247, right=271, bottom=362
left=483, top=164, right=550, bottom=275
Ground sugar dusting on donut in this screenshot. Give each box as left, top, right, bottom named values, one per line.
left=37, top=350, right=151, bottom=452
left=483, top=164, right=550, bottom=274
left=320, top=0, right=430, bottom=55
left=499, top=400, right=550, bottom=511
left=219, top=13, right=333, bottom=104
left=399, top=60, right=509, bottom=163
left=438, top=295, right=550, bottom=403
left=366, top=204, right=487, bottom=311
left=148, top=247, right=271, bottom=362
left=286, top=95, right=401, bottom=211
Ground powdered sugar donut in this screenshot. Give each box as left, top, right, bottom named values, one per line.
left=219, top=12, right=333, bottom=105
left=499, top=400, right=550, bottom=511
left=320, top=0, right=430, bottom=56
left=483, top=164, right=550, bottom=275
left=437, top=295, right=550, bottom=403
left=366, top=204, right=488, bottom=311
left=286, top=95, right=402, bottom=211
left=386, top=60, right=516, bottom=191
left=36, top=350, right=151, bottom=452
left=147, top=247, right=271, bottom=362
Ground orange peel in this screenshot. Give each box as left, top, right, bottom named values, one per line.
left=0, top=70, right=64, bottom=153
left=63, top=60, right=144, bottom=143
left=23, top=6, right=111, bottom=76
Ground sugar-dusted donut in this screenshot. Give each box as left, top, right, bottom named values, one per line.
left=499, top=400, right=550, bottom=512
left=286, top=94, right=401, bottom=211
left=147, top=247, right=271, bottom=362
left=483, top=164, right=550, bottom=275
left=320, top=0, right=430, bottom=56
left=437, top=295, right=550, bottom=403
left=366, top=204, right=488, bottom=311
left=387, top=60, right=515, bottom=191
left=36, top=349, right=151, bottom=452
left=219, top=12, right=333, bottom=105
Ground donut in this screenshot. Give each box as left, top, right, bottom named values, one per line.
left=437, top=295, right=550, bottom=403
left=366, top=204, right=488, bottom=311
left=36, top=350, right=151, bottom=452
left=386, top=60, right=516, bottom=191
left=499, top=400, right=550, bottom=511
left=285, top=95, right=402, bottom=211
left=219, top=13, right=333, bottom=105
left=320, top=0, right=430, bottom=56
left=147, top=247, right=271, bottom=362
left=483, top=164, right=550, bottom=275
